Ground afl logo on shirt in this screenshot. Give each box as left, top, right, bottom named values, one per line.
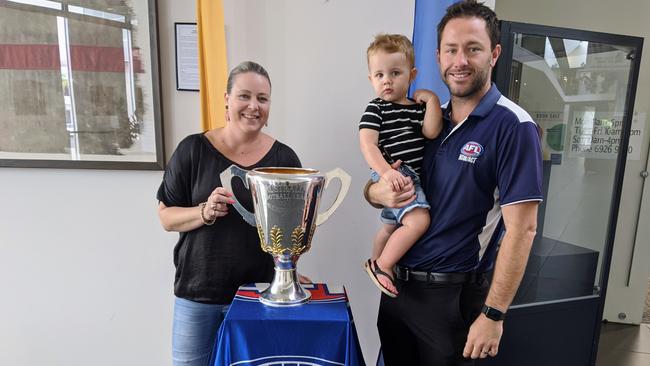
left=459, top=141, right=483, bottom=164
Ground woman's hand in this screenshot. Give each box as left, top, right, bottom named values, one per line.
left=204, top=187, right=235, bottom=221
left=298, top=273, right=313, bottom=284
left=159, top=187, right=237, bottom=232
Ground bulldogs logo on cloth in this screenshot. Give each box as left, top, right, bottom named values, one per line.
left=458, top=141, right=483, bottom=164
left=230, top=355, right=343, bottom=365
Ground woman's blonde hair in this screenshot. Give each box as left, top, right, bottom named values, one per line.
left=226, top=61, right=271, bottom=94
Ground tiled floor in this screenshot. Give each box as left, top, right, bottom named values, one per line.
left=597, top=323, right=650, bottom=366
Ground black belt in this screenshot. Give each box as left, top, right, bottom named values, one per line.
left=395, top=266, right=485, bottom=284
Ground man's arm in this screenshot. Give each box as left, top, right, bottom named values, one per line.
left=485, top=201, right=538, bottom=309
left=463, top=200, right=538, bottom=359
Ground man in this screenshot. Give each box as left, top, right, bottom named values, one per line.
left=365, top=1, right=543, bottom=365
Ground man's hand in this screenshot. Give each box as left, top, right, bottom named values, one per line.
left=366, top=161, right=416, bottom=208
left=463, top=314, right=503, bottom=359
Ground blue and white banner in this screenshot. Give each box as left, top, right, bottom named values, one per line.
left=410, top=0, right=460, bottom=103
left=212, top=283, right=365, bottom=366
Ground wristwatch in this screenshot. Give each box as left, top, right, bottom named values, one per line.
left=481, top=305, right=506, bottom=321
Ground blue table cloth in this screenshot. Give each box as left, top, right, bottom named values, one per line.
left=212, top=283, right=366, bottom=366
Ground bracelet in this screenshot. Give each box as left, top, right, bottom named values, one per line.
left=199, top=202, right=216, bottom=225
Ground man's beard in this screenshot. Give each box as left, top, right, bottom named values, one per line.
left=442, top=63, right=490, bottom=98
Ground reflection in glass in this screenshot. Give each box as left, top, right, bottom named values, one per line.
left=509, top=34, right=635, bottom=306
left=0, top=0, right=157, bottom=163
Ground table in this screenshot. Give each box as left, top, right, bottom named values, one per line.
left=212, top=283, right=366, bottom=366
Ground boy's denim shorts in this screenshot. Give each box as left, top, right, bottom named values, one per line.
left=370, top=165, right=430, bottom=225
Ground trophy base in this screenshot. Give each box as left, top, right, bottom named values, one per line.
left=259, top=268, right=311, bottom=307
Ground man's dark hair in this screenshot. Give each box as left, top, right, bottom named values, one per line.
left=437, top=0, right=500, bottom=50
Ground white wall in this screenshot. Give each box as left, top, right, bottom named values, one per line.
left=0, top=169, right=172, bottom=365
left=220, top=0, right=415, bottom=361
left=0, top=0, right=415, bottom=365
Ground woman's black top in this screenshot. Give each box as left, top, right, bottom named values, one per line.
left=157, top=133, right=301, bottom=304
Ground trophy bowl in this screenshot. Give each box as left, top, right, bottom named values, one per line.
left=220, top=166, right=350, bottom=306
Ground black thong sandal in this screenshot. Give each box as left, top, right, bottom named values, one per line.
left=364, top=259, right=397, bottom=298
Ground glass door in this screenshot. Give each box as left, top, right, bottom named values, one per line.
left=494, top=21, right=643, bottom=364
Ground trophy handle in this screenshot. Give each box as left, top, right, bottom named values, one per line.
left=315, top=168, right=351, bottom=226
left=219, top=164, right=256, bottom=226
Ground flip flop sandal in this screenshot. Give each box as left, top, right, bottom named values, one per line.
left=364, top=259, right=397, bottom=298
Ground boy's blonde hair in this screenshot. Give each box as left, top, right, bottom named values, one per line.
left=366, top=34, right=415, bottom=69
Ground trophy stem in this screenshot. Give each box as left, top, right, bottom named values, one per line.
left=260, top=256, right=311, bottom=307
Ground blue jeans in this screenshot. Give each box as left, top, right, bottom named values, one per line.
left=172, top=297, right=229, bottom=366
left=370, top=165, right=430, bottom=225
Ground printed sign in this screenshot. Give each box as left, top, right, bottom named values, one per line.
left=568, top=112, right=644, bottom=160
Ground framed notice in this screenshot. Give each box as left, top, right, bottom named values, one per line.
left=175, top=23, right=200, bottom=91
left=0, top=0, right=165, bottom=170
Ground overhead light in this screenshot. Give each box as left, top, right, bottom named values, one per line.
left=544, top=37, right=559, bottom=68
left=564, top=39, right=589, bottom=68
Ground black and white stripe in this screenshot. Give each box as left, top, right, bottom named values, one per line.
left=359, top=98, right=427, bottom=173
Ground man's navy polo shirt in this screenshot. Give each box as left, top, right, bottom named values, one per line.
left=400, top=84, right=543, bottom=273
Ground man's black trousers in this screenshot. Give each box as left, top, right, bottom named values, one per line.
left=377, top=276, right=489, bottom=366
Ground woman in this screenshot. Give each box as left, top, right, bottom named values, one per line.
left=157, top=61, right=302, bottom=366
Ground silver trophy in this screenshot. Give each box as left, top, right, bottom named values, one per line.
left=220, top=166, right=351, bottom=306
